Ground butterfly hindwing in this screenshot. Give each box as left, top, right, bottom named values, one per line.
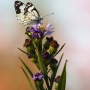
left=14, top=1, right=42, bottom=26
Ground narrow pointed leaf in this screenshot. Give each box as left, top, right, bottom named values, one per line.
left=19, top=57, right=40, bottom=90
left=18, top=47, right=27, bottom=54
left=19, top=57, right=33, bottom=77
left=53, top=43, right=66, bottom=57
left=57, top=53, right=64, bottom=70
left=21, top=67, right=35, bottom=90
left=50, top=53, right=64, bottom=89
left=57, top=60, right=67, bottom=90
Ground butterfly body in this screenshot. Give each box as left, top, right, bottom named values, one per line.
left=14, top=1, right=43, bottom=26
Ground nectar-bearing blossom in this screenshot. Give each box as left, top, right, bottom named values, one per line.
left=27, top=23, right=54, bottom=38
left=28, top=27, right=42, bottom=39
left=33, top=72, right=44, bottom=81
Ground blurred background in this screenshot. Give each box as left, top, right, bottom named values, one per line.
left=0, top=0, right=90, bottom=90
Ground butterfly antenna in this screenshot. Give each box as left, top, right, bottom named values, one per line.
left=43, top=13, right=54, bottom=18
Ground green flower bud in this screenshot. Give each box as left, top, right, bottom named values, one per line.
left=49, top=46, right=57, bottom=54
left=26, top=46, right=35, bottom=53
left=36, top=80, right=44, bottom=88
left=43, top=40, right=50, bottom=50
left=55, top=83, right=58, bottom=90
left=43, top=58, right=50, bottom=66
left=30, top=58, right=37, bottom=63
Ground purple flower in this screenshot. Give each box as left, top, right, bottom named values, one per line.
left=32, top=31, right=42, bottom=38
left=33, top=72, right=44, bottom=81
left=27, top=24, right=43, bottom=38
left=27, top=23, right=54, bottom=38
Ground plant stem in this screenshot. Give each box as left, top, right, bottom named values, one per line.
left=37, top=39, right=50, bottom=90
left=37, top=47, right=47, bottom=75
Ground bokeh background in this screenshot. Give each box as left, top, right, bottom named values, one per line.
left=0, top=0, right=90, bottom=90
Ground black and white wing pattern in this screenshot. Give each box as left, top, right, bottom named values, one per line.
left=14, top=1, right=42, bottom=26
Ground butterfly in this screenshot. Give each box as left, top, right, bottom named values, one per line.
left=14, top=1, right=43, bottom=26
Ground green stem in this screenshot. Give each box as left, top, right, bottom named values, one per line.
left=36, top=39, right=47, bottom=75
left=37, top=49, right=50, bottom=90
left=37, top=39, right=50, bottom=89
left=37, top=47, right=47, bottom=75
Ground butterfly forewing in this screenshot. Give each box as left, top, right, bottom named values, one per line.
left=14, top=1, right=42, bottom=26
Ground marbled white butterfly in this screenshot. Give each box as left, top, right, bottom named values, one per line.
left=14, top=1, right=43, bottom=26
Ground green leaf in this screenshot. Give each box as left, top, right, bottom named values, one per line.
left=57, top=53, right=64, bottom=71
left=57, top=60, right=67, bottom=90
left=18, top=47, right=27, bottom=54
left=19, top=57, right=33, bottom=77
left=50, top=53, right=64, bottom=90
left=21, top=67, right=35, bottom=90
left=53, top=43, right=66, bottom=57
left=19, top=57, right=40, bottom=90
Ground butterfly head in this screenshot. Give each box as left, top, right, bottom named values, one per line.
left=38, top=17, right=43, bottom=24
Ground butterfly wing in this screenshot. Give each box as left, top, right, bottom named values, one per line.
left=14, top=1, right=42, bottom=26
left=23, top=2, right=41, bottom=25
left=14, top=1, right=26, bottom=25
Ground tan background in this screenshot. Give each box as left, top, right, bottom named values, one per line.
left=0, top=0, right=90, bottom=90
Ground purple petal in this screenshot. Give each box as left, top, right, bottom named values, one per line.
left=38, top=75, right=44, bottom=80
left=32, top=24, right=41, bottom=30
left=33, top=74, right=36, bottom=80
left=44, top=31, right=54, bottom=35
left=46, top=23, right=52, bottom=30
left=28, top=28, right=35, bottom=32
left=32, top=25, right=37, bottom=30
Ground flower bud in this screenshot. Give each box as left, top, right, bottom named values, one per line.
left=54, top=76, right=60, bottom=83
left=43, top=36, right=54, bottom=51
left=23, top=39, right=32, bottom=47
left=50, top=58, right=58, bottom=71
left=54, top=76, right=61, bottom=89
left=49, top=40, right=59, bottom=54
left=42, top=51, right=52, bottom=66
left=55, top=83, right=58, bottom=90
